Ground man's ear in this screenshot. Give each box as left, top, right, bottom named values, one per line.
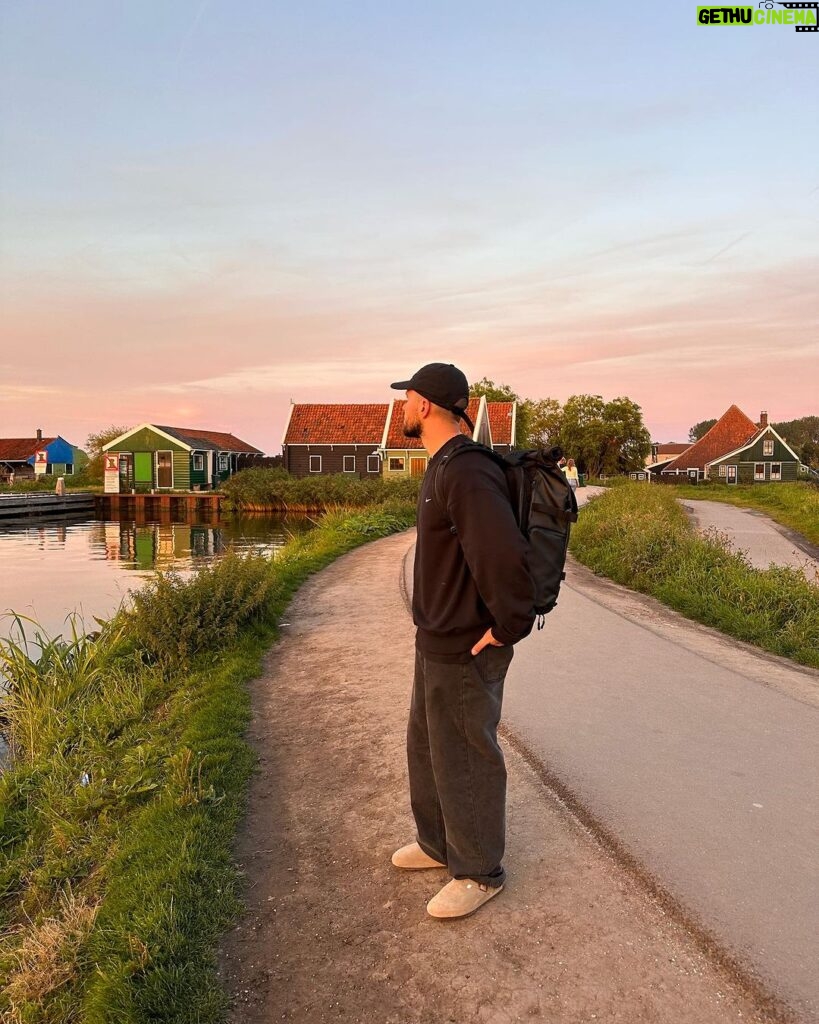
left=418, top=396, right=432, bottom=420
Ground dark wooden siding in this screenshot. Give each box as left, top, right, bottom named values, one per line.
left=284, top=445, right=382, bottom=479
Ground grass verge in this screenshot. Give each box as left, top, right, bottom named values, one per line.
left=669, top=481, right=819, bottom=547
left=0, top=501, right=415, bottom=1023
left=220, top=467, right=422, bottom=512
left=570, top=484, right=819, bottom=670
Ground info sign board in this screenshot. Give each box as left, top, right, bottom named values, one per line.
left=104, top=453, right=120, bottom=494
left=34, top=450, right=48, bottom=475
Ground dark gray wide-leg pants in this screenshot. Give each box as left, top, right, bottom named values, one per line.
left=407, top=644, right=514, bottom=888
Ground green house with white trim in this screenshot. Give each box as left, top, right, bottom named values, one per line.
left=706, top=412, right=803, bottom=485
left=103, top=424, right=263, bottom=493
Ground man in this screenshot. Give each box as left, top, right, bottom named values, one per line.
left=390, top=362, right=535, bottom=920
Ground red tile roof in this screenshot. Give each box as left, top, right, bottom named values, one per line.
left=156, top=426, right=263, bottom=454
left=283, top=404, right=389, bottom=446
left=663, top=406, right=758, bottom=472
left=655, top=442, right=690, bottom=456
left=486, top=402, right=515, bottom=446
left=0, top=438, right=57, bottom=461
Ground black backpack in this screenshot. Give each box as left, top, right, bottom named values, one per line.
left=434, top=443, right=579, bottom=626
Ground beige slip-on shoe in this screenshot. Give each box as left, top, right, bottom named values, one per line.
left=391, top=842, right=446, bottom=870
left=426, top=878, right=504, bottom=919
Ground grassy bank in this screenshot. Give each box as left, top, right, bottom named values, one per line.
left=570, top=484, right=819, bottom=670
left=221, top=467, right=422, bottom=512
left=669, top=481, right=819, bottom=547
left=0, top=502, right=415, bottom=1023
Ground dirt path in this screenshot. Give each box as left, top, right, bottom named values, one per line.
left=218, top=531, right=789, bottom=1024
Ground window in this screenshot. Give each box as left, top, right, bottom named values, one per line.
left=192, top=453, right=204, bottom=472
left=65, top=464, right=74, bottom=475
left=367, top=455, right=380, bottom=473
left=343, top=455, right=356, bottom=473
left=770, top=463, right=782, bottom=481
left=218, top=454, right=229, bottom=472
left=754, top=463, right=766, bottom=481
left=719, top=465, right=727, bottom=477
left=763, top=439, right=774, bottom=456
left=389, top=457, right=405, bottom=471
left=309, top=455, right=322, bottom=473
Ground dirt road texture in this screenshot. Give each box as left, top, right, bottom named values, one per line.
left=219, top=530, right=794, bottom=1024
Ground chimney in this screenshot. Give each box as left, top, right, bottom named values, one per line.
left=36, top=428, right=42, bottom=442
left=759, top=411, right=768, bottom=429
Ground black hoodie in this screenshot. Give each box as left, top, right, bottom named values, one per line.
left=413, top=434, right=535, bottom=661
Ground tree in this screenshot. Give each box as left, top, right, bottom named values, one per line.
left=689, top=418, right=717, bottom=443
left=557, top=395, right=650, bottom=477
left=520, top=397, right=562, bottom=449
left=557, top=395, right=607, bottom=476
left=84, top=425, right=130, bottom=482
left=601, top=397, right=652, bottom=475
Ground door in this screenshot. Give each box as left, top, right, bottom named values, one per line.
left=118, top=454, right=133, bottom=491
left=410, top=457, right=427, bottom=477
left=156, top=451, right=173, bottom=489
left=726, top=465, right=737, bottom=486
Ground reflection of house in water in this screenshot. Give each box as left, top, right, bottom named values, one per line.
left=97, top=522, right=225, bottom=570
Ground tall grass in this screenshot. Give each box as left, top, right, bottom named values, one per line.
left=221, top=466, right=422, bottom=511
left=571, top=485, right=819, bottom=669
left=0, top=500, right=415, bottom=1023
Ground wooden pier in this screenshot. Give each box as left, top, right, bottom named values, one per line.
left=0, top=492, right=96, bottom=522
left=95, top=492, right=223, bottom=520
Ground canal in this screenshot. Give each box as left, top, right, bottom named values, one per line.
left=0, top=513, right=315, bottom=642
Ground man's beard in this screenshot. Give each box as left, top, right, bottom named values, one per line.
left=403, top=416, right=422, bottom=439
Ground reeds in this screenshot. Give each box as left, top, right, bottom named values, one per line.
left=0, top=501, right=416, bottom=1022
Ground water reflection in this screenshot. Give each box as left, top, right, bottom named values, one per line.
left=0, top=514, right=314, bottom=639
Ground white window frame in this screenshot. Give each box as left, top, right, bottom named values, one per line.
left=367, top=455, right=380, bottom=473
left=389, top=457, right=405, bottom=472
left=343, top=455, right=356, bottom=473
left=754, top=463, right=766, bottom=481
left=719, top=465, right=727, bottom=477
left=763, top=439, right=774, bottom=456
left=218, top=453, right=229, bottom=473
left=309, top=455, right=322, bottom=473
left=192, top=453, right=204, bottom=472
left=727, top=465, right=737, bottom=485
left=770, top=463, right=782, bottom=481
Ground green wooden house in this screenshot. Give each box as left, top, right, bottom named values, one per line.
left=706, top=412, right=802, bottom=485
left=103, top=424, right=263, bottom=492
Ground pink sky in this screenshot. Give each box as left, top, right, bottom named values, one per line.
left=1, top=4, right=817, bottom=453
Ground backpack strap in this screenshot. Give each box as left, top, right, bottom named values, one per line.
left=432, top=441, right=503, bottom=521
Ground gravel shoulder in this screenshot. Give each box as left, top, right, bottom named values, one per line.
left=218, top=530, right=791, bottom=1024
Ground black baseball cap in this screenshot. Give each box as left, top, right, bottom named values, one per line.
left=390, top=362, right=474, bottom=430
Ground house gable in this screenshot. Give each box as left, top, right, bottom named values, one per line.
left=662, top=405, right=758, bottom=474
left=707, top=425, right=800, bottom=468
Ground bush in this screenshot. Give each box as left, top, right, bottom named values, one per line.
left=221, top=467, right=422, bottom=511
left=571, top=484, right=819, bottom=669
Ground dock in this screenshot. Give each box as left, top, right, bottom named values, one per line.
left=0, top=492, right=96, bottom=522
left=95, top=492, right=223, bottom=520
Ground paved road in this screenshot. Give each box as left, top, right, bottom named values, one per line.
left=503, top=486, right=819, bottom=1021
left=683, top=499, right=819, bottom=580
left=405, top=486, right=819, bottom=1019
